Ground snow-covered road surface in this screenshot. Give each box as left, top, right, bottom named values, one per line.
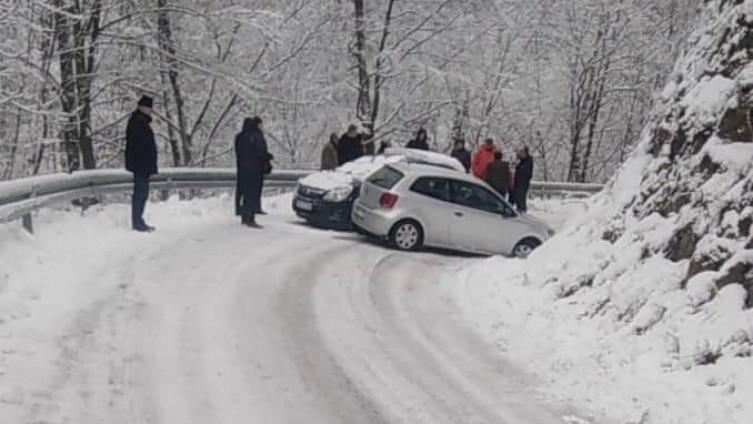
left=1, top=201, right=575, bottom=424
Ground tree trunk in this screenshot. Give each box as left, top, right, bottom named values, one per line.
left=75, top=0, right=102, bottom=170
left=352, top=0, right=371, bottom=128
left=53, top=0, right=81, bottom=172
left=369, top=0, right=397, bottom=140
left=157, top=0, right=192, bottom=165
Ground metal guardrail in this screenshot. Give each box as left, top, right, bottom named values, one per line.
left=0, top=168, right=309, bottom=233
left=0, top=168, right=603, bottom=233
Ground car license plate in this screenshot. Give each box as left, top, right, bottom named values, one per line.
left=353, top=206, right=365, bottom=220
left=296, top=200, right=313, bottom=211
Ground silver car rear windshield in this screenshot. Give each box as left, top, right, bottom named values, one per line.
left=367, top=166, right=404, bottom=189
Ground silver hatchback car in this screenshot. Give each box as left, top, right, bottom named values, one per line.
left=351, top=162, right=554, bottom=257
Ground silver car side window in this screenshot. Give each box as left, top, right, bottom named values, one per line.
left=410, top=177, right=451, bottom=202
left=449, top=180, right=505, bottom=215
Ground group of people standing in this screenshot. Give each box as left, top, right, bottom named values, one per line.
left=124, top=96, right=273, bottom=231
left=320, top=125, right=534, bottom=212
left=462, top=138, right=533, bottom=212
left=125, top=95, right=534, bottom=234
left=320, top=126, right=432, bottom=171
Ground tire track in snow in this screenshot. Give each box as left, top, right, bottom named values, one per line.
left=367, top=253, right=567, bottom=423
left=273, top=242, right=394, bottom=424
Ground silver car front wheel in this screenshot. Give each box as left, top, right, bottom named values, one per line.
left=512, top=238, right=541, bottom=259
left=390, top=221, right=423, bottom=251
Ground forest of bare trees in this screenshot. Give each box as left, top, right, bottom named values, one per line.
left=0, top=0, right=698, bottom=182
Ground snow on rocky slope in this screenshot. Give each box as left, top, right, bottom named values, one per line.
left=455, top=2, right=753, bottom=423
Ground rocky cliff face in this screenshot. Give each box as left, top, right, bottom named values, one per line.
left=530, top=0, right=753, bottom=365
left=638, top=0, right=753, bottom=306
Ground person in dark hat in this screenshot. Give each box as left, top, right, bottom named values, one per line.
left=235, top=116, right=273, bottom=228
left=125, top=95, right=158, bottom=232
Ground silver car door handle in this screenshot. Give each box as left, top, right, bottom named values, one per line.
left=454, top=211, right=464, bottom=217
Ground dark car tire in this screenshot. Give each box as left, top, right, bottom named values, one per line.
left=512, top=237, right=542, bottom=259
left=389, top=220, right=424, bottom=251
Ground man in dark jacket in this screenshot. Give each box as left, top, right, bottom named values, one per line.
left=406, top=128, right=430, bottom=150
left=511, top=146, right=534, bottom=212
left=125, top=95, right=158, bottom=232
left=337, top=124, right=364, bottom=165
left=450, top=138, right=471, bottom=172
left=485, top=151, right=512, bottom=198
left=235, top=117, right=273, bottom=228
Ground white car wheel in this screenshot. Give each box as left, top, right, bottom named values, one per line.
left=513, top=238, right=541, bottom=259
left=391, top=221, right=423, bottom=251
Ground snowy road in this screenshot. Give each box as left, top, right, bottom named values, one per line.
left=5, top=209, right=571, bottom=424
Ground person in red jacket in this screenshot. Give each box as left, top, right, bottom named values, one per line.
left=472, top=138, right=499, bottom=179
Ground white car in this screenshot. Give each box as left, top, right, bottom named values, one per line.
left=293, top=149, right=465, bottom=230
left=351, top=162, right=554, bottom=257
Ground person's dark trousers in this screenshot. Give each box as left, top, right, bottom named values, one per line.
left=240, top=171, right=263, bottom=224
left=235, top=177, right=243, bottom=216
left=257, top=176, right=266, bottom=214
left=514, top=186, right=529, bottom=212
left=131, top=173, right=150, bottom=229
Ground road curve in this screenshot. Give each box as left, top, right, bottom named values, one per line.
left=18, top=214, right=570, bottom=424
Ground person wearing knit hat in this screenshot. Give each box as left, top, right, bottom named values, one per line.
left=125, top=95, right=158, bottom=232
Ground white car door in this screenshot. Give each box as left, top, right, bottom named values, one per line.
left=407, top=177, right=454, bottom=247
left=448, top=180, right=526, bottom=255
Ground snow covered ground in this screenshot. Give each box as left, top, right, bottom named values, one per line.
left=2, top=191, right=747, bottom=424
left=451, top=196, right=753, bottom=424
left=0, top=192, right=589, bottom=424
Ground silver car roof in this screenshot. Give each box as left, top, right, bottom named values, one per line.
left=388, top=162, right=481, bottom=184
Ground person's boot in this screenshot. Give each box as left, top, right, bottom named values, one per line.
left=132, top=223, right=152, bottom=233
left=242, top=214, right=262, bottom=229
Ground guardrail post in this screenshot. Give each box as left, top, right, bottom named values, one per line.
left=21, top=213, right=33, bottom=234
left=21, top=185, right=38, bottom=234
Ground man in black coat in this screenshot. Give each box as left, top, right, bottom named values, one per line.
left=485, top=151, right=513, bottom=198
left=511, top=146, right=534, bottom=212
left=337, top=124, right=364, bottom=165
left=125, top=96, right=158, bottom=232
left=235, top=117, right=273, bottom=228
left=450, top=138, right=472, bottom=172
left=406, top=128, right=430, bottom=150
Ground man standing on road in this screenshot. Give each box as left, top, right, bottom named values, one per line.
left=235, top=117, right=273, bottom=228
left=125, top=95, right=158, bottom=233
left=337, top=124, right=364, bottom=165
left=485, top=151, right=512, bottom=198
left=511, top=146, right=534, bottom=212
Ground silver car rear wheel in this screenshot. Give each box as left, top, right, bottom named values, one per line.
left=390, top=221, right=423, bottom=251
left=512, top=238, right=541, bottom=259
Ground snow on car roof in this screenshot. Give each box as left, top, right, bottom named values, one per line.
left=298, top=149, right=464, bottom=191
left=384, top=148, right=466, bottom=173
left=389, top=161, right=476, bottom=182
